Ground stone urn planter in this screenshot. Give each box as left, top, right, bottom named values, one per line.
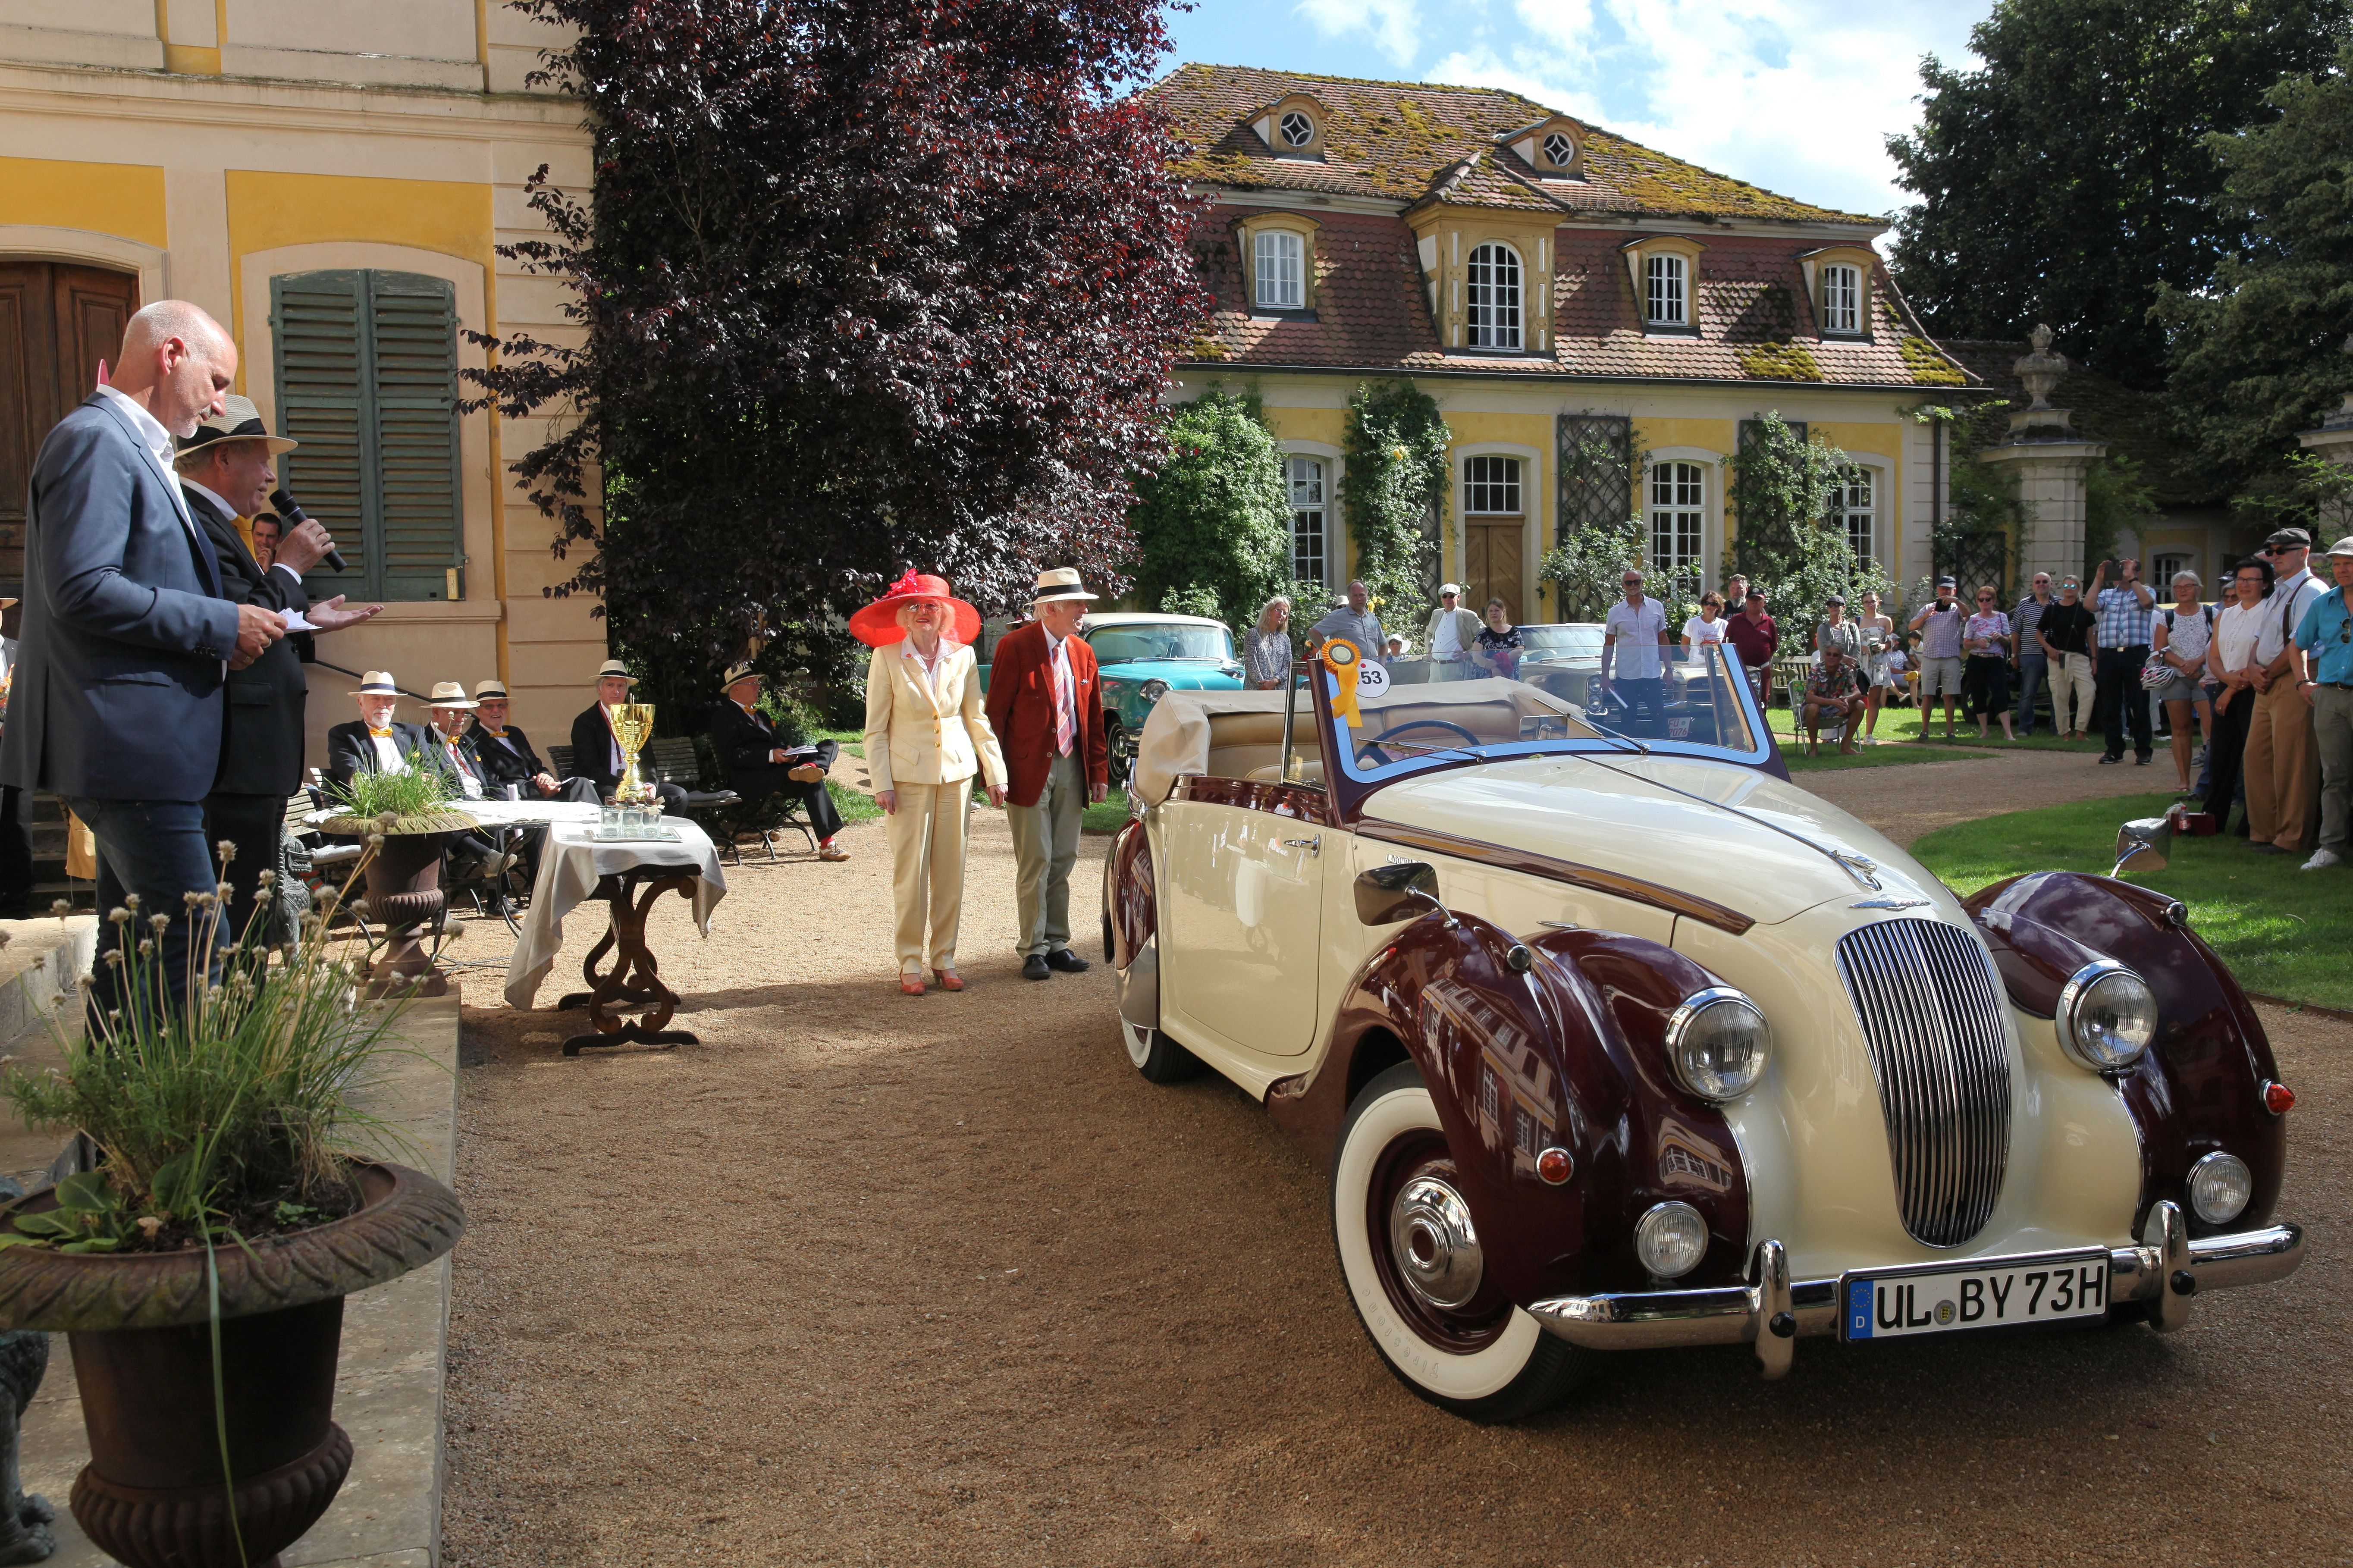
left=321, top=812, right=476, bottom=999
left=0, top=1161, right=464, bottom=1568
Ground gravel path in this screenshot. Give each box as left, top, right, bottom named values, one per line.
left=442, top=777, right=2342, bottom=1567
left=1801, top=742, right=2181, bottom=847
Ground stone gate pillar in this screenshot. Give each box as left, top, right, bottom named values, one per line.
left=2295, top=338, right=2353, bottom=536
left=1977, top=325, right=2109, bottom=585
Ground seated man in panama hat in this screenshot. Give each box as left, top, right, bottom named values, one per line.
left=326, top=671, right=433, bottom=791
left=568, top=659, right=687, bottom=814
left=706, top=661, right=847, bottom=859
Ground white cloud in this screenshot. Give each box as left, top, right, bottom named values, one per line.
left=1295, top=0, right=1427, bottom=68
left=1427, top=0, right=1985, bottom=223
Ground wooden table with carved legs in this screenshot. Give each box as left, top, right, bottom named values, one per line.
left=555, top=869, right=701, bottom=1056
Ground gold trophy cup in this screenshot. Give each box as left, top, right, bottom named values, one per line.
left=609, top=702, right=657, bottom=806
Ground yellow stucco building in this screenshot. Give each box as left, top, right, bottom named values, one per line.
left=0, top=0, right=601, bottom=755
left=1147, top=66, right=1977, bottom=624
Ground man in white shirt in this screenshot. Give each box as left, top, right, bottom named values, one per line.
left=2246, top=528, right=2328, bottom=853
left=2205, top=558, right=2273, bottom=833
left=1422, top=584, right=1481, bottom=683
left=1600, top=568, right=1672, bottom=735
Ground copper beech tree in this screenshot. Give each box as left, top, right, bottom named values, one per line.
left=469, top=0, right=1208, bottom=684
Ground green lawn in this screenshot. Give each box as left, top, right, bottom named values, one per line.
left=1910, top=792, right=2352, bottom=1012
left=1084, top=787, right=1132, bottom=834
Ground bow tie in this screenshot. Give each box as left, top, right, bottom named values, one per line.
left=480, top=726, right=506, bottom=738
left=368, top=727, right=392, bottom=738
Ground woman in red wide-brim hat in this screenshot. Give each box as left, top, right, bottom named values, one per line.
left=856, top=571, right=1006, bottom=997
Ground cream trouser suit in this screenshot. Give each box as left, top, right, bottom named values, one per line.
left=863, top=639, right=1007, bottom=975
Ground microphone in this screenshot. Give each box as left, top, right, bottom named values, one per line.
left=269, top=488, right=345, bottom=572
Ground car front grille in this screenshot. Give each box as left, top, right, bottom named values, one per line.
left=1834, top=919, right=2014, bottom=1247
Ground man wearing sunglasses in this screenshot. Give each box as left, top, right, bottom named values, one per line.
left=2089, top=556, right=2155, bottom=765
left=2247, top=528, right=2325, bottom=853
left=2293, top=535, right=2353, bottom=871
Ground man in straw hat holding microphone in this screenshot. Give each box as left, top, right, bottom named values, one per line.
left=985, top=568, right=1108, bottom=982
left=177, top=393, right=380, bottom=936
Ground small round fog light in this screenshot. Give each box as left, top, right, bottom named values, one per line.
left=2187, top=1151, right=2252, bottom=1226
left=1634, top=1201, right=1709, bottom=1279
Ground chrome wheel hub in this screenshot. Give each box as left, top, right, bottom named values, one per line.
left=1390, top=1174, right=1483, bottom=1309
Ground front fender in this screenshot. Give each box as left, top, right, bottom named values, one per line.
left=1267, top=913, right=1751, bottom=1304
left=1967, top=871, right=2285, bottom=1235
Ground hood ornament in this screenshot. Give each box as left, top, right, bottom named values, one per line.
left=1831, top=850, right=1882, bottom=890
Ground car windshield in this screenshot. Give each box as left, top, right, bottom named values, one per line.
left=1515, top=623, right=1606, bottom=660
left=1087, top=624, right=1233, bottom=664
left=1280, top=641, right=1766, bottom=787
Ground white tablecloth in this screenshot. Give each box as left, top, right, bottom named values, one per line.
left=502, top=817, right=728, bottom=1009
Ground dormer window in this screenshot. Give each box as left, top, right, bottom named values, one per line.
left=1257, top=229, right=1305, bottom=310
left=1466, top=243, right=1523, bottom=350
left=1254, top=94, right=1327, bottom=159
left=1543, top=131, right=1574, bottom=166
left=1821, top=263, right=1862, bottom=335
left=1280, top=110, right=1315, bottom=149
left=1645, top=254, right=1687, bottom=327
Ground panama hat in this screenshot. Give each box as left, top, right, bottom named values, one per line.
left=593, top=659, right=637, bottom=684
left=426, top=681, right=477, bottom=710
left=348, top=671, right=400, bottom=698
left=472, top=680, right=509, bottom=701
left=850, top=569, right=982, bottom=647
left=178, top=394, right=297, bottom=458
left=719, top=660, right=765, bottom=693
left=1030, top=567, right=1097, bottom=605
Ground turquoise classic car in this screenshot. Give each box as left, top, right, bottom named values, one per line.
left=982, top=612, right=1245, bottom=783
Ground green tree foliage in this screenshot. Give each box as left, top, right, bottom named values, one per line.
left=1730, top=412, right=1848, bottom=580
left=2159, top=44, right=2353, bottom=516
left=1887, top=0, right=2351, bottom=389
left=1128, top=389, right=1291, bottom=631
left=1538, top=517, right=1645, bottom=623
left=1341, top=380, right=1451, bottom=615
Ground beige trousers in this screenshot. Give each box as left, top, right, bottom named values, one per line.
left=2246, top=678, right=2320, bottom=850
left=1007, top=751, right=1083, bottom=958
left=2052, top=652, right=2096, bottom=734
left=885, top=780, right=972, bottom=975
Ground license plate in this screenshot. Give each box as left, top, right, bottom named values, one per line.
left=1841, top=1251, right=2110, bottom=1341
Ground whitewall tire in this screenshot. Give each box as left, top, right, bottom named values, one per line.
left=1121, top=1017, right=1202, bottom=1084
left=1333, top=1062, right=1590, bottom=1422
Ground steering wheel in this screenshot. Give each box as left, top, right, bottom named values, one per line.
left=1356, top=717, right=1482, bottom=769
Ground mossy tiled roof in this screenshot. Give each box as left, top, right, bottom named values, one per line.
left=1146, top=63, right=1877, bottom=225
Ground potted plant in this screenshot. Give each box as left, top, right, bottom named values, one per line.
left=320, top=767, right=479, bottom=997
left=0, top=862, right=464, bottom=1568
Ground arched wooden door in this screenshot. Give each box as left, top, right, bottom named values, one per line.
left=0, top=261, right=142, bottom=588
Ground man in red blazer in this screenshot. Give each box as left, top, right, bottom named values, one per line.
left=985, top=567, right=1109, bottom=980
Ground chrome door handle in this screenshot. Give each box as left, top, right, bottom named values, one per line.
left=1282, top=836, right=1321, bottom=855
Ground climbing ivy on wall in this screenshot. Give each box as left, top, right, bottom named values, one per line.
left=1340, top=379, right=1452, bottom=615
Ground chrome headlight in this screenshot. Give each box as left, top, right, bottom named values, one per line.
left=1634, top=1201, right=1710, bottom=1279
left=1664, top=987, right=1771, bottom=1101
left=1139, top=678, right=1169, bottom=704
left=2057, top=960, right=2156, bottom=1072
left=2187, top=1151, right=2252, bottom=1226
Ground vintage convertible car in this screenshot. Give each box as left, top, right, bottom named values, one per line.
left=1100, top=639, right=2303, bottom=1421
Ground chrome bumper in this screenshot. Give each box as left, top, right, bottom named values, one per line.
left=1525, top=1203, right=2303, bottom=1380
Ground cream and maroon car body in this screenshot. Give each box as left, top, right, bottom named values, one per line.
left=1101, top=643, right=2303, bottom=1421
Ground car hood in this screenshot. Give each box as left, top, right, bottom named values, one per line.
left=1099, top=661, right=1242, bottom=690
left=1359, top=753, right=1954, bottom=927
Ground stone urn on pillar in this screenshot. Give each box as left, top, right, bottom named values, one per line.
left=320, top=808, right=479, bottom=998
left=1978, top=324, right=2110, bottom=587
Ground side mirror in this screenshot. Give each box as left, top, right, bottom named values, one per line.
left=1356, top=861, right=1454, bottom=928
left=2112, top=815, right=2173, bottom=879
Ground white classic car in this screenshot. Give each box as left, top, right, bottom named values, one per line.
left=1101, top=639, right=2302, bottom=1421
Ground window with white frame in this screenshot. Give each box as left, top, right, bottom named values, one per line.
left=1821, top=263, right=1863, bottom=335
left=1465, top=454, right=1522, bottom=514
left=1255, top=229, right=1305, bottom=310
left=1644, top=253, right=1688, bottom=327
left=1543, top=131, right=1574, bottom=167
left=1649, top=461, right=1706, bottom=589
left=1832, top=467, right=1875, bottom=568
left=1466, top=242, right=1523, bottom=351
left=1279, top=110, right=1315, bottom=149
left=1288, top=455, right=1328, bottom=586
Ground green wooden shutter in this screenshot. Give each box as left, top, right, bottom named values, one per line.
left=270, top=269, right=463, bottom=601
left=271, top=271, right=373, bottom=591
left=368, top=274, right=462, bottom=600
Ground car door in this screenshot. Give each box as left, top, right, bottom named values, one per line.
left=1157, top=785, right=1327, bottom=1060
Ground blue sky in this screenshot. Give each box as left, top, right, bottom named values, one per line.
left=1161, top=0, right=1994, bottom=224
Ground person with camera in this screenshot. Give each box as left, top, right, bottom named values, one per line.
left=2089, top=557, right=2156, bottom=765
